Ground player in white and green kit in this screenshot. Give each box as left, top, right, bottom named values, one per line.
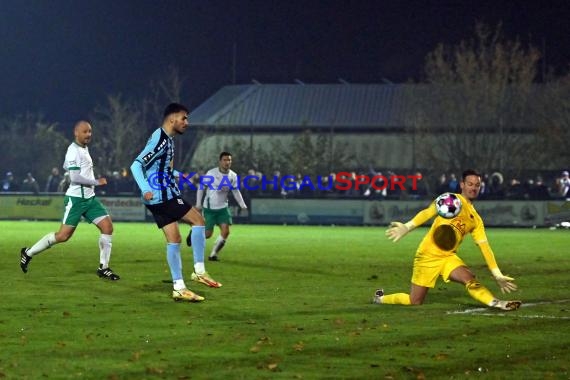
left=20, top=121, right=120, bottom=280
left=186, top=152, right=247, bottom=261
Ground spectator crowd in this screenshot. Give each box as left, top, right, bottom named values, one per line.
left=3, top=167, right=569, bottom=203
left=1, top=167, right=136, bottom=196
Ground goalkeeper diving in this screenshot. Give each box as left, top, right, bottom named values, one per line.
left=374, top=169, right=521, bottom=311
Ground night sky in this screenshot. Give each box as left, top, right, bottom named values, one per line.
left=0, top=0, right=568, bottom=124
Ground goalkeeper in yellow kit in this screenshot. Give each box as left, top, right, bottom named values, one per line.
left=374, top=169, right=521, bottom=311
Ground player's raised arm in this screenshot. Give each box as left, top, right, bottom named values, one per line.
left=385, top=221, right=415, bottom=242
left=385, top=205, right=436, bottom=242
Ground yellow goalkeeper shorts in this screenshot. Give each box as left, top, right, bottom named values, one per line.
left=411, top=251, right=467, bottom=288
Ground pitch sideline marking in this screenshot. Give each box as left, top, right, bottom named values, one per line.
left=446, top=299, right=570, bottom=319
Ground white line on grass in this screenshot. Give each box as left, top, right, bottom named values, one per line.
left=446, top=299, right=570, bottom=320
left=459, top=313, right=570, bottom=320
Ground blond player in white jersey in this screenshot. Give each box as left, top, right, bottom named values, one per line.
left=186, top=152, right=247, bottom=261
left=20, top=121, right=120, bottom=280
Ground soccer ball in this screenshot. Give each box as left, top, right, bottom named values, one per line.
left=435, top=192, right=462, bottom=219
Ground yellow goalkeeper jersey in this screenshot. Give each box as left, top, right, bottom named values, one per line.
left=412, top=194, right=489, bottom=258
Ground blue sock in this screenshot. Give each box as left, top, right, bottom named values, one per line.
left=191, top=226, right=206, bottom=265
left=166, top=243, right=183, bottom=281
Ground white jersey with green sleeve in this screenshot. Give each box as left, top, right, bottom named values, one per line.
left=63, top=142, right=98, bottom=199
left=199, top=167, right=247, bottom=210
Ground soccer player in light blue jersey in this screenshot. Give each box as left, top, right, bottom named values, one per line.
left=130, top=103, right=221, bottom=303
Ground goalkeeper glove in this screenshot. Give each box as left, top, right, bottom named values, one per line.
left=385, top=221, right=415, bottom=243
left=491, top=268, right=518, bottom=294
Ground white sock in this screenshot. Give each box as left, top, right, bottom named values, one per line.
left=27, top=232, right=57, bottom=256
left=194, top=262, right=205, bottom=275
left=210, top=236, right=226, bottom=256
left=99, top=234, right=112, bottom=268
left=173, top=279, right=187, bottom=291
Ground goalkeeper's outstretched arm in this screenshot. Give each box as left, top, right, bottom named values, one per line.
left=477, top=241, right=518, bottom=294
left=385, top=221, right=415, bottom=242
left=385, top=206, right=436, bottom=242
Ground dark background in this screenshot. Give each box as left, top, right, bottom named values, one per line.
left=0, top=0, right=568, bottom=124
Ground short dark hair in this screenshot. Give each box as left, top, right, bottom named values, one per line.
left=219, top=151, right=232, bottom=160
left=462, top=169, right=481, bottom=181
left=163, top=103, right=189, bottom=119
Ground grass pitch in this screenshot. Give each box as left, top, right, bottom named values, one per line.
left=1, top=221, right=568, bottom=379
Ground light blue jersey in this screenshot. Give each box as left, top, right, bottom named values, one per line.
left=130, top=128, right=181, bottom=205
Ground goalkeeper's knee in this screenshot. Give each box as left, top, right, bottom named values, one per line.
left=465, top=279, right=482, bottom=290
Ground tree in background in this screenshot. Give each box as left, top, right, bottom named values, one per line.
left=89, top=66, right=187, bottom=177
left=534, top=72, right=570, bottom=169
left=89, top=94, right=146, bottom=177
left=187, top=128, right=358, bottom=179
left=0, top=114, right=67, bottom=189
left=34, top=121, right=70, bottom=179
left=411, top=23, right=542, bottom=177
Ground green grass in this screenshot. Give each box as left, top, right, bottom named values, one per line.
left=1, top=221, right=569, bottom=379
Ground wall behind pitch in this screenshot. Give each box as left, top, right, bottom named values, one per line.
left=251, top=198, right=567, bottom=227
left=0, top=195, right=62, bottom=220
left=2, top=195, right=568, bottom=227
left=0, top=195, right=146, bottom=221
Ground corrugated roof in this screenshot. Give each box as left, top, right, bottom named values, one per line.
left=190, top=83, right=543, bottom=130
left=190, top=84, right=420, bottom=128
